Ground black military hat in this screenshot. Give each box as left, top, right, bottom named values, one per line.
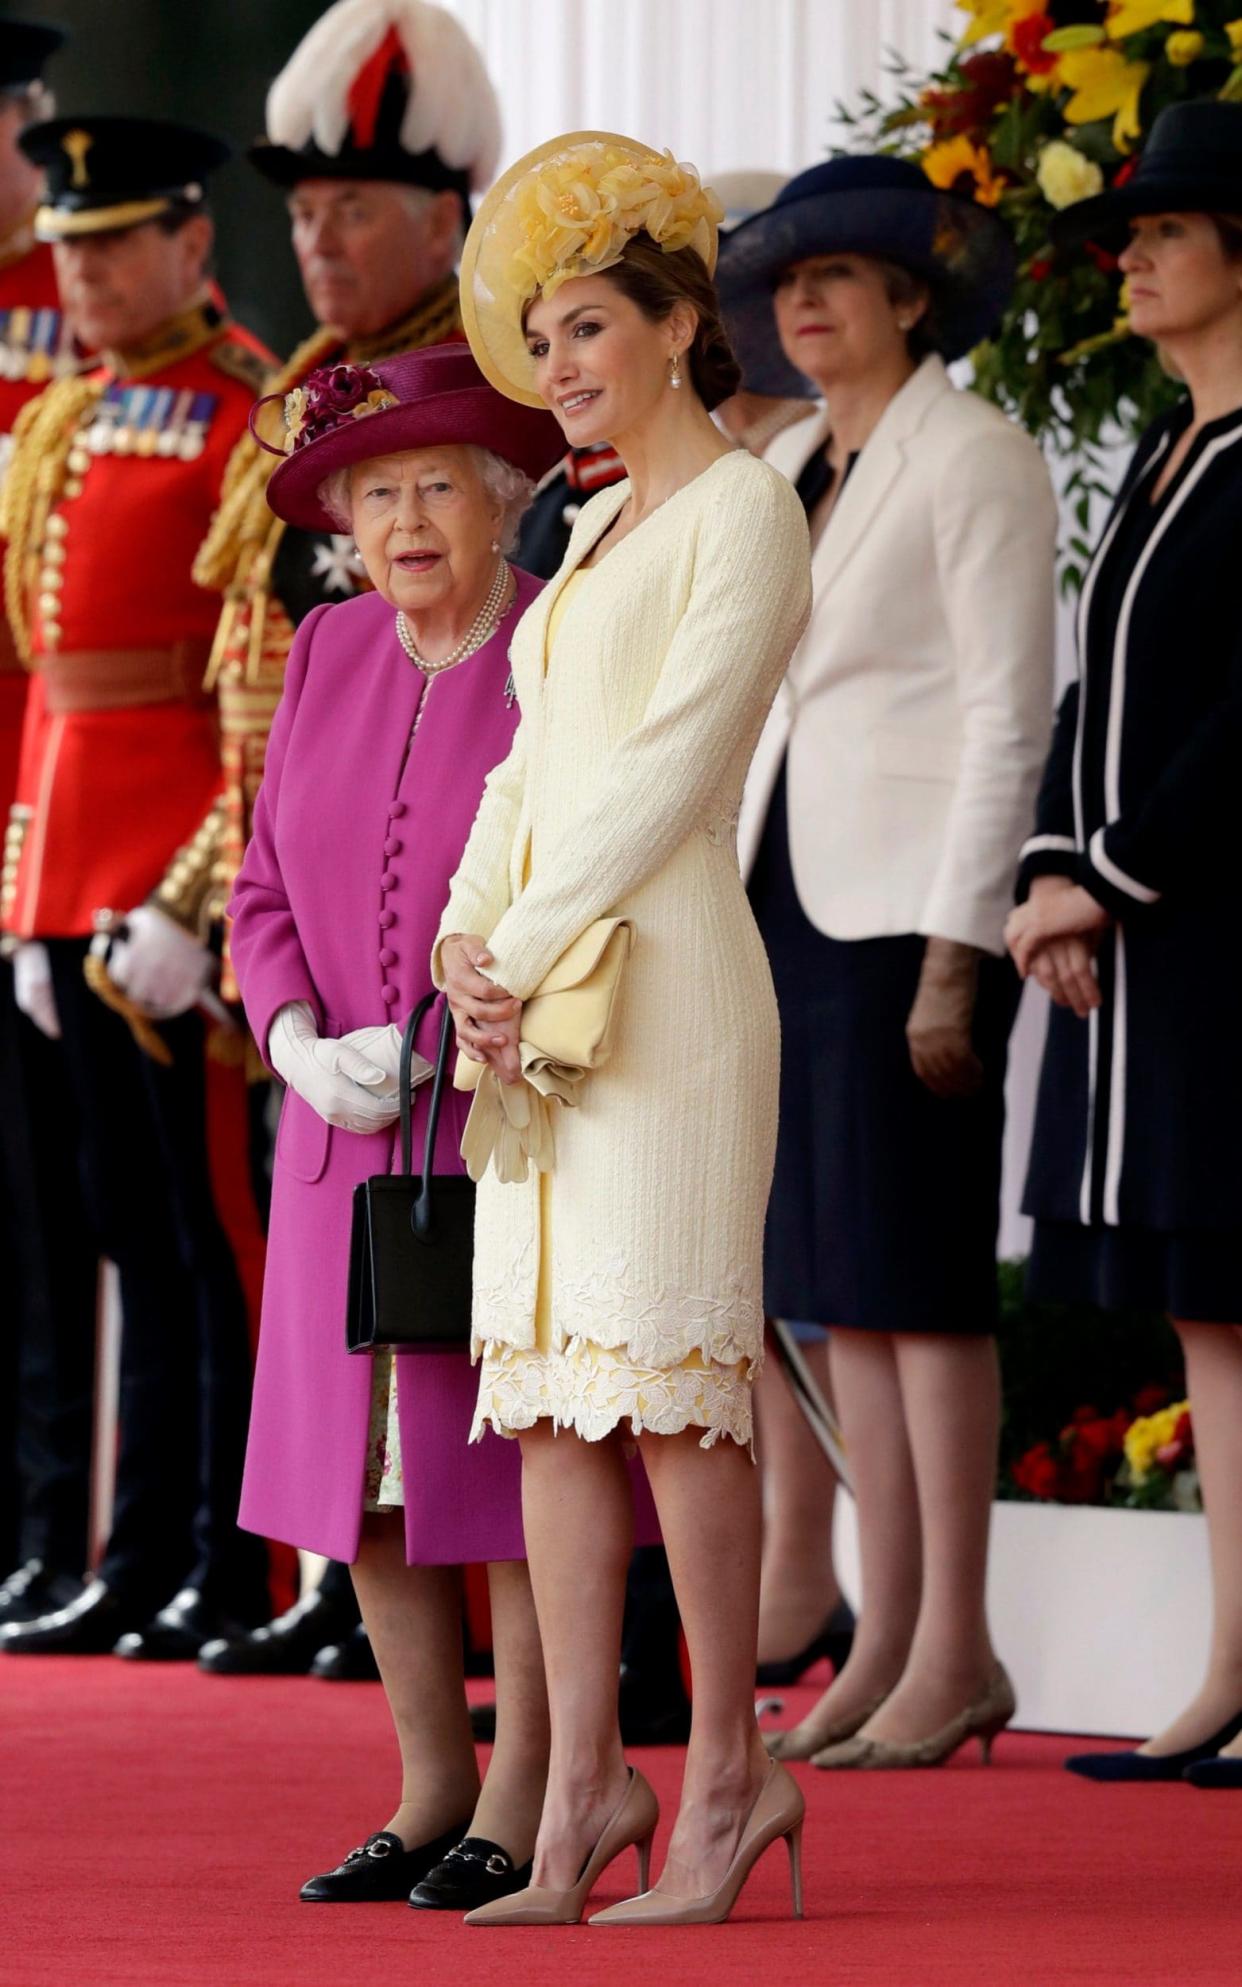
left=20, top=115, right=231, bottom=241
left=0, top=19, right=65, bottom=92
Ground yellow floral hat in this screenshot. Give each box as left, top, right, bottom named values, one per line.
left=460, top=130, right=724, bottom=407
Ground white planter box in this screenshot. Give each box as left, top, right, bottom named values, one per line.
left=833, top=1492, right=1210, bottom=1738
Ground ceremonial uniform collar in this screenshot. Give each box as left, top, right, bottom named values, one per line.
left=340, top=276, right=460, bottom=365
left=106, top=294, right=226, bottom=381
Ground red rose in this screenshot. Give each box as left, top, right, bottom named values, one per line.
left=1133, top=1384, right=1170, bottom=1416
left=1014, top=1442, right=1059, bottom=1499
left=1028, top=256, right=1053, bottom=281
left=1085, top=241, right=1121, bottom=274
left=1074, top=1415, right=1126, bottom=1461
left=1012, top=12, right=1057, bottom=75
left=1172, top=1409, right=1193, bottom=1448
left=924, top=50, right=1018, bottom=139
left=1155, top=1440, right=1185, bottom=1471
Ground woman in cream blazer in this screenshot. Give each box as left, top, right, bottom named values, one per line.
left=434, top=136, right=812, bottom=1926
left=720, top=157, right=1057, bottom=1772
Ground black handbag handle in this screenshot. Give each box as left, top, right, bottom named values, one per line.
left=398, top=994, right=459, bottom=1244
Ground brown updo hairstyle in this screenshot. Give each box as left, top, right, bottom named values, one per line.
left=599, top=232, right=742, bottom=410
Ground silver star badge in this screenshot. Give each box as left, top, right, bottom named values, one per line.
left=309, top=534, right=364, bottom=596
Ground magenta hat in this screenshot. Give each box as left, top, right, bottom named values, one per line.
left=256, top=341, right=565, bottom=534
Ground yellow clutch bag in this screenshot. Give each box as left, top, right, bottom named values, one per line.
left=456, top=916, right=634, bottom=1184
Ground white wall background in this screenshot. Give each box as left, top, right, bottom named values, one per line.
left=439, top=0, right=957, bottom=182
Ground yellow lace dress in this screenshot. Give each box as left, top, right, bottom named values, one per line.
left=470, top=571, right=753, bottom=1453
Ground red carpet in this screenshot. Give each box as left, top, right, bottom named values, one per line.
left=4, top=1660, right=1242, bottom=1987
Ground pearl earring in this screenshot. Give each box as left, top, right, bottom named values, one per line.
left=490, top=538, right=500, bottom=552
left=669, top=351, right=683, bottom=389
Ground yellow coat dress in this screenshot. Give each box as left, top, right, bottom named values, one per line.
left=433, top=450, right=812, bottom=1448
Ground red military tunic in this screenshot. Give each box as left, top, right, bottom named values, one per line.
left=0, top=226, right=76, bottom=825
left=2, top=300, right=272, bottom=938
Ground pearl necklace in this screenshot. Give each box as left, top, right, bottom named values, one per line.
left=395, top=559, right=514, bottom=675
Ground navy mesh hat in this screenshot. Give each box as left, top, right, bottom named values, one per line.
left=716, top=155, right=1017, bottom=397
left=1050, top=99, right=1242, bottom=249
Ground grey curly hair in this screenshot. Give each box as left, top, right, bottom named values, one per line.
left=317, top=445, right=536, bottom=552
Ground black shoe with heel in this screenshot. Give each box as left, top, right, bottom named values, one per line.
left=756, top=1598, right=856, bottom=1688
left=1066, top=1708, right=1242, bottom=1782
left=300, top=1821, right=471, bottom=1902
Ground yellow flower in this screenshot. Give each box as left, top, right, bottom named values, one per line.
left=512, top=146, right=722, bottom=301
left=350, top=389, right=398, bottom=421
left=1123, top=1402, right=1187, bottom=1481
left=1165, top=28, right=1205, bottom=61
left=1036, top=138, right=1105, bottom=208
left=283, top=385, right=307, bottom=451
left=1107, top=0, right=1194, bottom=33
left=1059, top=46, right=1151, bottom=150
left=922, top=134, right=1005, bottom=206
left=1227, top=18, right=1242, bottom=56
left=957, top=0, right=1018, bottom=46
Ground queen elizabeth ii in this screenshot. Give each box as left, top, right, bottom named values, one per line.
left=228, top=343, right=566, bottom=1913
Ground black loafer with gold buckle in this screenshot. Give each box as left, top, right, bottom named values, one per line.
left=300, top=1823, right=468, bottom=1902
left=407, top=1837, right=533, bottom=1912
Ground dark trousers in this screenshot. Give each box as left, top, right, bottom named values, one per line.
left=0, top=958, right=99, bottom=1576
left=47, top=942, right=267, bottom=1618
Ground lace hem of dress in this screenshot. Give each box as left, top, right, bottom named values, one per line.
left=470, top=1337, right=754, bottom=1455
left=363, top=1347, right=404, bottom=1511
left=470, top=1262, right=765, bottom=1373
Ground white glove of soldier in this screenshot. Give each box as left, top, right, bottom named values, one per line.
left=107, top=905, right=215, bottom=1019
left=268, top=1001, right=401, bottom=1133
left=12, top=941, right=60, bottom=1039
left=338, top=1021, right=433, bottom=1093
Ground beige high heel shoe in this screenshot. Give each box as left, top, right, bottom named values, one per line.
left=463, top=1767, right=658, bottom=1927
left=811, top=1663, right=1017, bottom=1770
left=588, top=1761, right=805, bottom=1927
left=764, top=1689, right=890, bottom=1762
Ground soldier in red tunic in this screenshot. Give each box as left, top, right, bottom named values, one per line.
left=0, top=19, right=102, bottom=1637
left=0, top=118, right=276, bottom=1659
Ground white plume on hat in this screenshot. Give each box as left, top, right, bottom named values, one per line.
left=265, top=0, right=501, bottom=190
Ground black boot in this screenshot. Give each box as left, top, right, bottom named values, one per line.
left=0, top=1560, right=84, bottom=1629
left=0, top=1578, right=141, bottom=1654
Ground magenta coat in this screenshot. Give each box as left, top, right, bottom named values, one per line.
left=229, top=573, right=542, bottom=1565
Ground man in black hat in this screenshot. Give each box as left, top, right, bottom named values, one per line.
left=0, top=114, right=278, bottom=1660
left=0, top=19, right=103, bottom=1636
left=186, top=0, right=504, bottom=1681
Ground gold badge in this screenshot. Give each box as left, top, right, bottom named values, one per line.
left=62, top=130, right=93, bottom=190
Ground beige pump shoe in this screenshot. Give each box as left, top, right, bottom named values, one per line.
left=463, top=1767, right=659, bottom=1927
left=588, top=1761, right=805, bottom=1927
left=764, top=1689, right=890, bottom=1762
left=811, top=1662, right=1017, bottom=1770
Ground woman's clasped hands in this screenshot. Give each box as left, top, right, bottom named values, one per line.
left=441, top=934, right=523, bottom=1084
left=267, top=1001, right=429, bottom=1133
left=1005, top=876, right=1111, bottom=1019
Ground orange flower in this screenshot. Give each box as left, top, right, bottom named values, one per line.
left=922, top=133, right=1005, bottom=206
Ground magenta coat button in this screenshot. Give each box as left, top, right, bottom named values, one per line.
left=379, top=872, right=397, bottom=891
left=378, top=909, right=396, bottom=929
left=378, top=947, right=397, bottom=967
left=383, top=836, right=402, bottom=857
left=381, top=983, right=399, bottom=1004
left=388, top=800, right=407, bottom=819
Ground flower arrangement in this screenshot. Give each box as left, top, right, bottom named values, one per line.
left=839, top=0, right=1242, bottom=554
left=1010, top=1386, right=1200, bottom=1509
left=511, top=145, right=723, bottom=302
left=281, top=363, right=397, bottom=454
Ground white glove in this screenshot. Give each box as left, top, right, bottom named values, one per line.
left=338, top=1022, right=433, bottom=1092
left=107, top=905, right=214, bottom=1019
left=12, top=942, right=60, bottom=1039
left=268, top=1001, right=401, bottom=1133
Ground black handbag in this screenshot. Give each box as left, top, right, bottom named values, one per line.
left=345, top=994, right=475, bottom=1353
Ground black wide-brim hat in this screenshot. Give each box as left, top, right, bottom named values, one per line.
left=716, top=155, right=1016, bottom=397
left=1051, top=99, right=1242, bottom=250
left=258, top=341, right=565, bottom=535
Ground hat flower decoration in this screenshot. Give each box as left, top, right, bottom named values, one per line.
left=514, top=146, right=723, bottom=299
left=460, top=131, right=724, bottom=406
left=834, top=0, right=1242, bottom=548
left=280, top=364, right=398, bottom=454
